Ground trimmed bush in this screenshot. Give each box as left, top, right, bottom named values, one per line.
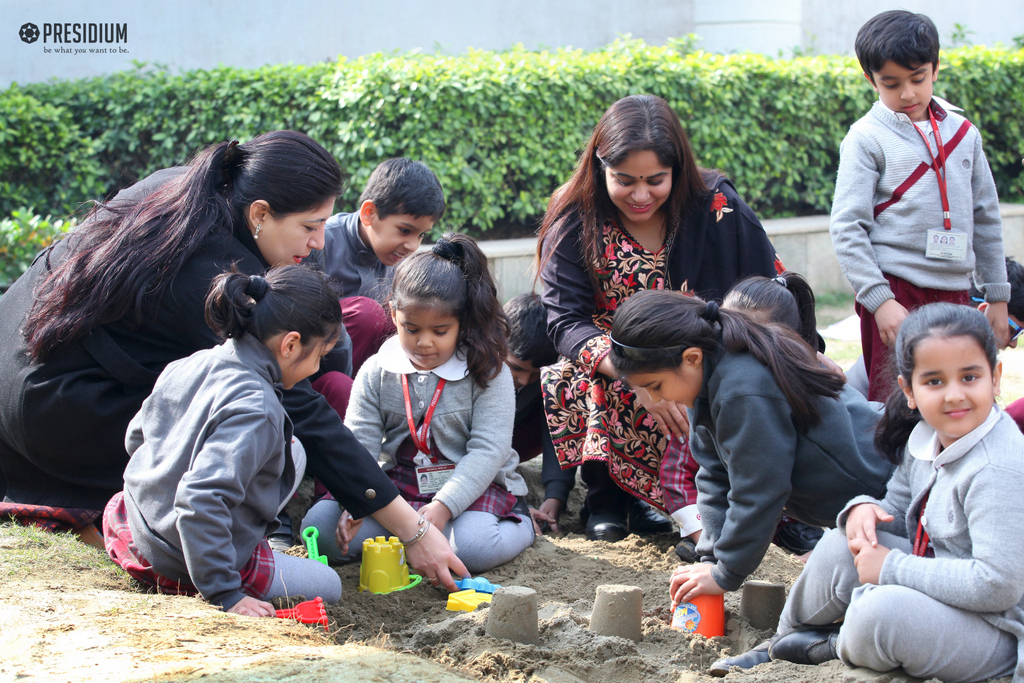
left=5, top=41, right=1023, bottom=237
left=0, top=210, right=76, bottom=286
left=0, top=89, right=105, bottom=219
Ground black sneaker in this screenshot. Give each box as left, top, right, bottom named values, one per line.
left=674, top=537, right=700, bottom=564
left=268, top=511, right=295, bottom=551
left=773, top=520, right=824, bottom=555
left=769, top=628, right=840, bottom=665
left=708, top=640, right=772, bottom=677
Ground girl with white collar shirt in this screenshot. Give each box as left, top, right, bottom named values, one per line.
left=303, top=234, right=531, bottom=579
left=744, top=303, right=1024, bottom=682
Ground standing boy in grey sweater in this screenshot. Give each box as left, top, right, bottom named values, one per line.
left=830, top=10, right=1010, bottom=401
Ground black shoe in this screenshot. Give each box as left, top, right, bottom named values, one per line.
left=674, top=537, right=700, bottom=564
left=585, top=512, right=629, bottom=542
left=708, top=640, right=771, bottom=677
left=769, top=628, right=839, bottom=665
left=627, top=499, right=674, bottom=535
left=268, top=511, right=295, bottom=551
left=774, top=520, right=824, bottom=555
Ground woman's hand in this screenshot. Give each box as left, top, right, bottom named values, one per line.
left=420, top=500, right=453, bottom=531
left=405, top=522, right=468, bottom=592
left=227, top=596, right=276, bottom=617
left=849, top=538, right=890, bottom=585
left=370, top=496, right=467, bottom=592
left=669, top=563, right=725, bottom=609
left=335, top=510, right=363, bottom=556
left=845, top=503, right=894, bottom=549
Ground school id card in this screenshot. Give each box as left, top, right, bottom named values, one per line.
left=926, top=229, right=967, bottom=261
left=415, top=463, right=455, bottom=495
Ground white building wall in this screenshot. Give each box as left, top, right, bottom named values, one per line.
left=2, top=0, right=692, bottom=88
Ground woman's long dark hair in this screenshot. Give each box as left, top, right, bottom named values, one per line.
left=723, top=271, right=819, bottom=350
left=24, top=130, right=344, bottom=362
left=536, top=94, right=717, bottom=294
left=390, top=232, right=508, bottom=389
left=205, top=265, right=342, bottom=358
left=609, top=290, right=844, bottom=431
left=875, top=303, right=998, bottom=464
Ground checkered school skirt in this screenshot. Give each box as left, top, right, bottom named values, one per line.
left=102, top=491, right=275, bottom=600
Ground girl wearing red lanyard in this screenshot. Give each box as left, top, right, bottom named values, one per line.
left=303, top=233, right=533, bottom=579
left=726, top=303, right=1024, bottom=682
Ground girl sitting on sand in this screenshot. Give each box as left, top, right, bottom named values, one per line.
left=606, top=289, right=893, bottom=655
left=303, top=233, right=532, bottom=580
left=104, top=266, right=345, bottom=616
left=754, top=303, right=1024, bottom=681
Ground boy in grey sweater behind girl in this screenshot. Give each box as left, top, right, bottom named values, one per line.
left=830, top=10, right=1010, bottom=402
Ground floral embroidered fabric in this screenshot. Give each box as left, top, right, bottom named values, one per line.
left=541, top=221, right=673, bottom=509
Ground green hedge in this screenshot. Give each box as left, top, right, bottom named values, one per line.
left=0, top=210, right=76, bottom=286
left=5, top=41, right=1024, bottom=237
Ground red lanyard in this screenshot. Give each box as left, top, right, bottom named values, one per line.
left=911, top=106, right=951, bottom=229
left=402, top=374, right=446, bottom=459
left=912, top=490, right=931, bottom=557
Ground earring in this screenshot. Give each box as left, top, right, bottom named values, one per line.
left=254, top=223, right=262, bottom=240
left=907, top=399, right=916, bottom=410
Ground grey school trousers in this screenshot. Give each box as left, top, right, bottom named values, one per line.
left=302, top=498, right=535, bottom=574
left=778, top=528, right=1016, bottom=682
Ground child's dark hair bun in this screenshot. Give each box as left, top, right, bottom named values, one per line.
left=205, top=265, right=342, bottom=350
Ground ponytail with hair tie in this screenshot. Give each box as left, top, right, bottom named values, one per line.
left=774, top=275, right=788, bottom=288
left=220, top=140, right=241, bottom=188
left=431, top=237, right=465, bottom=266
left=701, top=300, right=720, bottom=324
left=245, top=275, right=269, bottom=301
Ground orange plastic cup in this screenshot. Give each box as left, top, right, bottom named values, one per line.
left=671, top=593, right=725, bottom=638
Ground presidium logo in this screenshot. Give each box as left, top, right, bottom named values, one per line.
left=18, top=21, right=128, bottom=54
left=19, top=23, right=39, bottom=43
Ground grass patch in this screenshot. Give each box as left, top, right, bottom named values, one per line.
left=0, top=521, right=131, bottom=587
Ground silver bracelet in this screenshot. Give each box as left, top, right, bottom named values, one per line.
left=400, top=515, right=430, bottom=547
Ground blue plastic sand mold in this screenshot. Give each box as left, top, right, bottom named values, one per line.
left=454, top=576, right=501, bottom=594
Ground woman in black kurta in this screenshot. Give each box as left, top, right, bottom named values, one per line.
left=537, top=95, right=781, bottom=540
left=0, top=132, right=465, bottom=587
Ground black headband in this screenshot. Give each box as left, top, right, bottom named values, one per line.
left=609, top=336, right=687, bottom=362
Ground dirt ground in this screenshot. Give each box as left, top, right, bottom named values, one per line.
left=5, top=460, right=1004, bottom=683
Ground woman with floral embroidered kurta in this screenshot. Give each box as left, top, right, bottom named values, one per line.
left=538, top=95, right=782, bottom=542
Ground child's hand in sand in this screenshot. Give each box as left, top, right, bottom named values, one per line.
left=669, top=563, right=725, bottom=609
left=336, top=510, right=363, bottom=555
left=530, top=498, right=564, bottom=534
left=849, top=537, right=890, bottom=585
left=845, top=503, right=894, bottom=550
left=227, top=596, right=276, bottom=618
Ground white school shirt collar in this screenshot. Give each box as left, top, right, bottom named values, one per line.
left=906, top=406, right=1000, bottom=468
left=889, top=95, right=962, bottom=125
left=377, top=335, right=469, bottom=381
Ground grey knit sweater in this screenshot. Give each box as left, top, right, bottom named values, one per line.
left=345, top=337, right=527, bottom=517
left=839, top=409, right=1024, bottom=683
left=830, top=97, right=1008, bottom=312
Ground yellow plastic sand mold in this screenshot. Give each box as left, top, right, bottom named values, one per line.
left=446, top=589, right=493, bottom=612
left=358, top=536, right=422, bottom=594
